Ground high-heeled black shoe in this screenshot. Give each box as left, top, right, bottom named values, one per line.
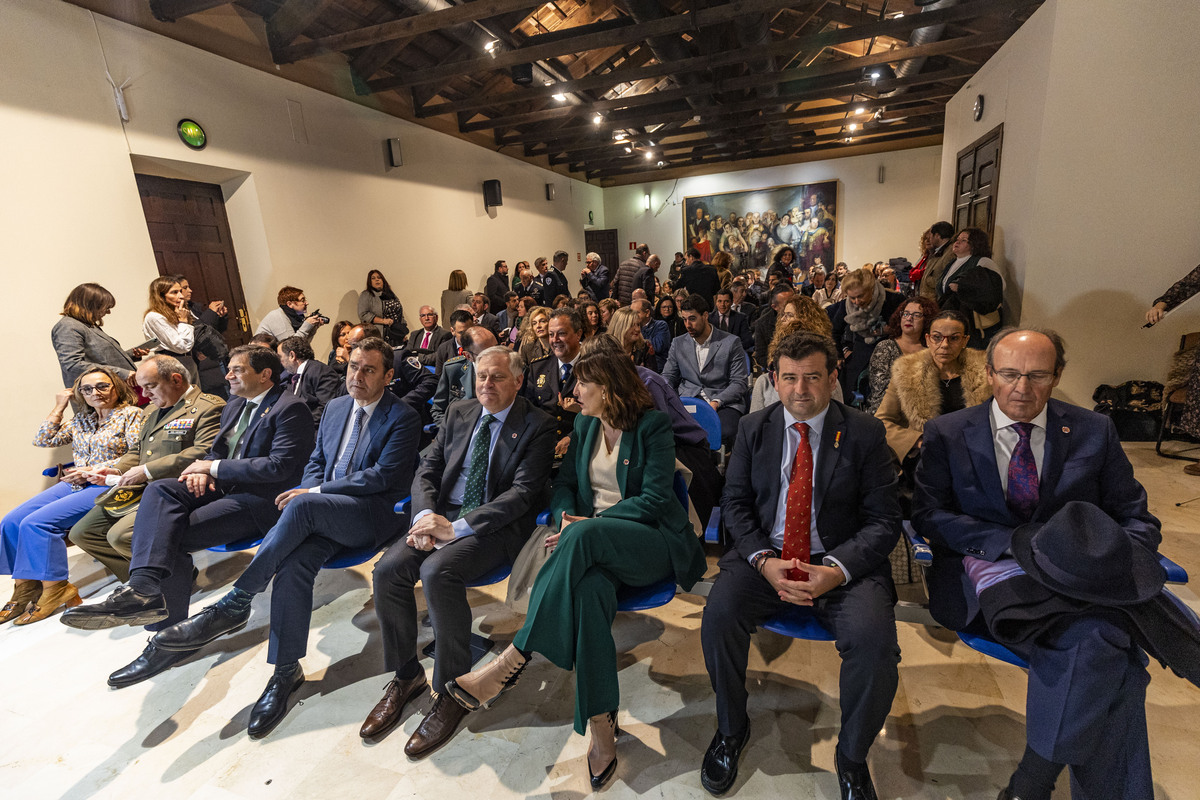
left=588, top=711, right=621, bottom=789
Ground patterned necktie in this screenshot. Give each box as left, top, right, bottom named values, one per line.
left=334, top=408, right=366, bottom=480
left=460, top=414, right=495, bottom=514
left=1006, top=422, right=1039, bottom=522
left=227, top=402, right=257, bottom=459
left=560, top=362, right=573, bottom=386
left=782, top=422, right=812, bottom=581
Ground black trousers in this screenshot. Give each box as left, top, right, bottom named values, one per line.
left=372, top=524, right=526, bottom=689
left=132, top=480, right=278, bottom=628
left=716, top=406, right=743, bottom=452
left=701, top=549, right=900, bottom=762
left=676, top=440, right=723, bottom=528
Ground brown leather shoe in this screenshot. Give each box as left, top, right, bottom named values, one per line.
left=444, top=644, right=528, bottom=711
left=0, top=581, right=42, bottom=624
left=359, top=673, right=428, bottom=739
left=15, top=581, right=81, bottom=625
left=404, top=692, right=468, bottom=759
left=1184, top=462, right=1200, bottom=476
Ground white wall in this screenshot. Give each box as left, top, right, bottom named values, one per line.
left=604, top=146, right=943, bottom=269
left=938, top=0, right=1200, bottom=405
left=0, top=0, right=602, bottom=509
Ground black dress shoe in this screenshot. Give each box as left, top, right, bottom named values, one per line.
left=152, top=600, right=251, bottom=651
left=108, top=639, right=196, bottom=688
left=404, top=692, right=468, bottom=758
left=997, top=789, right=1024, bottom=800
left=835, top=749, right=879, bottom=800
left=61, top=586, right=167, bottom=630
left=247, top=663, right=305, bottom=738
left=700, top=722, right=750, bottom=796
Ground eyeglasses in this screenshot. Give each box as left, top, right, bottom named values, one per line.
left=900, top=311, right=925, bottom=319
left=990, top=368, right=1057, bottom=386
left=79, top=383, right=113, bottom=395
left=928, top=333, right=965, bottom=345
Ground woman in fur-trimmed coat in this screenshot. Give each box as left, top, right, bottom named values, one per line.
left=875, top=310, right=991, bottom=466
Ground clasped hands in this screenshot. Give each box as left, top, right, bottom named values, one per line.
left=406, top=513, right=456, bottom=551
left=760, top=557, right=843, bottom=605
left=179, top=460, right=216, bottom=497
left=542, top=513, right=587, bottom=552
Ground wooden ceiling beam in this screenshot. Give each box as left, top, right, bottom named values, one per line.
left=149, top=0, right=232, bottom=22
left=266, top=0, right=339, bottom=58
left=274, top=0, right=543, bottom=63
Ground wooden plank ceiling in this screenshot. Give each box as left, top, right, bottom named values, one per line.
left=140, top=0, right=1042, bottom=182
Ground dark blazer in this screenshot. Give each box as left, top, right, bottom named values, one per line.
left=50, top=316, right=139, bottom=386
left=580, top=263, right=611, bottom=301
left=433, top=335, right=462, bottom=373
left=413, top=396, right=556, bottom=539
left=204, top=384, right=315, bottom=499
left=722, top=400, right=901, bottom=578
left=522, top=354, right=578, bottom=439
left=406, top=325, right=452, bottom=366
left=662, top=327, right=750, bottom=413
left=752, top=307, right=777, bottom=369
left=709, top=309, right=753, bottom=352
left=474, top=312, right=503, bottom=340
left=676, top=263, right=721, bottom=305
left=552, top=411, right=707, bottom=590
left=540, top=268, right=570, bottom=305
left=485, top=273, right=510, bottom=313
left=287, top=359, right=341, bottom=426
left=912, top=399, right=1161, bottom=630
left=302, top=391, right=421, bottom=545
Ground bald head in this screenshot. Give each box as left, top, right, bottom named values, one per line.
left=462, top=325, right=498, bottom=359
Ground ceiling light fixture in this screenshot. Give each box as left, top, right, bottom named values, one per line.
left=848, top=123, right=858, bottom=131
left=643, top=193, right=651, bottom=210
left=593, top=113, right=603, bottom=125
left=624, top=146, right=632, bottom=153
left=552, top=93, right=566, bottom=102
left=484, top=40, right=498, bottom=53
left=657, top=160, right=665, bottom=167
left=644, top=151, right=654, bottom=160
left=854, top=107, right=865, bottom=114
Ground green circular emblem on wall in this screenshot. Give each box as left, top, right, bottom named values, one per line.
left=177, top=119, right=207, bottom=150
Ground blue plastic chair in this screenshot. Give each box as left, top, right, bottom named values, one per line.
left=679, top=396, right=722, bottom=451
left=41, top=462, right=75, bottom=477
left=208, top=536, right=264, bottom=553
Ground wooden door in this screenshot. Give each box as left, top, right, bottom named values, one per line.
left=584, top=228, right=620, bottom=275
left=135, top=174, right=251, bottom=347
left=953, top=124, right=1003, bottom=239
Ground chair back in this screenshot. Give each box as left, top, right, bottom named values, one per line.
left=680, top=396, right=722, bottom=451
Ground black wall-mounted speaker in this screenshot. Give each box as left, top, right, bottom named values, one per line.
left=387, top=138, right=403, bottom=167
left=483, top=179, right=503, bottom=208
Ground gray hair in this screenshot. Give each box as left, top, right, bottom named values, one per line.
left=586, top=251, right=600, bottom=263
left=986, top=327, right=1067, bottom=374
left=143, top=354, right=191, bottom=384
left=474, top=345, right=524, bottom=378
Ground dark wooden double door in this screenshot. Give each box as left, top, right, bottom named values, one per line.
left=953, top=124, right=1003, bottom=240
left=134, top=174, right=251, bottom=347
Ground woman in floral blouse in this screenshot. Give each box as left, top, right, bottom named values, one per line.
left=0, top=365, right=142, bottom=625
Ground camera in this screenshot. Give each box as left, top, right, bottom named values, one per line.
left=310, top=309, right=331, bottom=325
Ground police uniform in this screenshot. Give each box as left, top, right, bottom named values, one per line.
left=389, top=353, right=438, bottom=425
left=68, top=385, right=225, bottom=581
left=522, top=353, right=578, bottom=441
left=430, top=354, right=474, bottom=425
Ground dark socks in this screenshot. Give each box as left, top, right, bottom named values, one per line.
left=274, top=660, right=301, bottom=677
left=1009, top=745, right=1063, bottom=800
left=216, top=586, right=254, bottom=613
left=127, top=567, right=165, bottom=597
left=396, top=658, right=423, bottom=681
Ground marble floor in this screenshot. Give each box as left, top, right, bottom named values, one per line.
left=1, top=443, right=1197, bottom=800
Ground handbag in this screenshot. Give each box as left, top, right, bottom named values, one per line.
left=504, top=524, right=556, bottom=615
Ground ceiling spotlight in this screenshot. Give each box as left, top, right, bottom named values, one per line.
left=614, top=132, right=627, bottom=141
left=869, top=71, right=880, bottom=85
left=854, top=107, right=865, bottom=114
left=657, top=160, right=665, bottom=167
left=552, top=93, right=566, bottom=102
left=845, top=136, right=853, bottom=143
left=848, top=123, right=858, bottom=131
left=484, top=40, right=498, bottom=53
left=648, top=140, right=655, bottom=146
left=624, top=146, right=632, bottom=154
left=644, top=151, right=654, bottom=160
left=593, top=113, right=603, bottom=125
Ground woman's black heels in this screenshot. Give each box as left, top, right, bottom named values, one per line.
left=587, top=711, right=621, bottom=789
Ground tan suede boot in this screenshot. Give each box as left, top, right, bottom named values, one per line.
left=0, top=580, right=42, bottom=624
left=444, top=645, right=529, bottom=711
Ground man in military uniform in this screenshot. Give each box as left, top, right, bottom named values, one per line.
left=431, top=326, right=498, bottom=425
left=521, top=307, right=582, bottom=457
left=69, top=355, right=224, bottom=582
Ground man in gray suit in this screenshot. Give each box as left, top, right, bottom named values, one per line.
left=664, top=294, right=750, bottom=450
left=361, top=346, right=556, bottom=757
left=430, top=326, right=497, bottom=425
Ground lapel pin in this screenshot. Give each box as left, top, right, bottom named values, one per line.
left=511, top=432, right=517, bottom=439
left=1062, top=426, right=1070, bottom=434
left=834, top=431, right=842, bottom=449
left=623, top=459, right=629, bottom=465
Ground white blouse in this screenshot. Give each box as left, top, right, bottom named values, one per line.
left=588, top=431, right=624, bottom=514
left=143, top=311, right=194, bottom=355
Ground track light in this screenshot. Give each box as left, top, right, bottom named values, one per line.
left=592, top=113, right=603, bottom=125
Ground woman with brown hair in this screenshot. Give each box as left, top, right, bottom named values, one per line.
left=937, top=227, right=1004, bottom=346
left=1, top=365, right=142, bottom=624
left=578, top=299, right=601, bottom=336
left=50, top=283, right=142, bottom=389
left=447, top=344, right=706, bottom=789
left=518, top=306, right=552, bottom=364
left=142, top=276, right=199, bottom=383
left=440, top=269, right=473, bottom=322
left=864, top=296, right=939, bottom=414
left=358, top=269, right=408, bottom=346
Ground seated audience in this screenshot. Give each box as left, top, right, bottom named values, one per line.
left=405, top=306, right=451, bottom=367
left=434, top=309, right=475, bottom=372
left=470, top=292, right=503, bottom=339
left=431, top=326, right=498, bottom=425
left=441, top=269, right=473, bottom=323
left=51, top=283, right=141, bottom=390
left=663, top=294, right=750, bottom=451
left=513, top=262, right=544, bottom=306
left=522, top=308, right=584, bottom=458
left=249, top=333, right=279, bottom=350
left=358, top=269, right=408, bottom=346
left=69, top=356, right=224, bottom=586
left=710, top=288, right=753, bottom=352
left=496, top=291, right=521, bottom=334
left=518, top=306, right=552, bottom=365
left=766, top=245, right=797, bottom=287
left=578, top=300, right=601, bottom=337
left=864, top=296, right=939, bottom=414
left=634, top=298, right=670, bottom=373
left=61, top=346, right=314, bottom=688
left=327, top=320, right=354, bottom=370
left=277, top=335, right=341, bottom=426
left=729, top=278, right=757, bottom=320
left=700, top=331, right=901, bottom=798
left=655, top=295, right=686, bottom=340
left=363, top=346, right=556, bottom=753
left=148, top=338, right=420, bottom=737
left=143, top=276, right=199, bottom=384
left=345, top=324, right=436, bottom=423
left=834, top=267, right=906, bottom=399
left=936, top=227, right=1005, bottom=346
left=750, top=295, right=842, bottom=412
left=752, top=284, right=794, bottom=370
left=446, top=344, right=707, bottom=788
left=1, top=367, right=142, bottom=625
left=256, top=285, right=327, bottom=342
left=597, top=298, right=620, bottom=329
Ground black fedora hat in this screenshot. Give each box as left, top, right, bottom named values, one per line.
left=1011, top=501, right=1165, bottom=606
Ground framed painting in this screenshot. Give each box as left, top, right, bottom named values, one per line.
left=683, top=180, right=838, bottom=275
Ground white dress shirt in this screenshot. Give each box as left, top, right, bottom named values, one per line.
left=209, top=387, right=272, bottom=477
left=989, top=402, right=1048, bottom=494
left=309, top=396, right=382, bottom=493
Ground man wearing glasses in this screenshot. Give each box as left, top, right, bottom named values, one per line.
left=913, top=328, right=1166, bottom=800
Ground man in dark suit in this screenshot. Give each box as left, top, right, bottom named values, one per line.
left=753, top=284, right=794, bottom=369
left=361, top=346, right=556, bottom=754
left=276, top=335, right=340, bottom=426
left=495, top=291, right=521, bottom=333
left=485, top=260, right=510, bottom=313
left=434, top=310, right=474, bottom=373
left=676, top=247, right=721, bottom=306
left=729, top=278, right=758, bottom=321
left=346, top=324, right=436, bottom=427
left=579, top=251, right=611, bottom=301
left=632, top=253, right=660, bottom=299
left=913, top=329, right=1163, bottom=800
left=710, top=288, right=753, bottom=353
left=700, top=332, right=901, bottom=798
left=62, top=346, right=315, bottom=686
left=663, top=294, right=749, bottom=451
left=431, top=326, right=497, bottom=424
left=406, top=306, right=452, bottom=366
left=149, top=338, right=421, bottom=738
left=470, top=292, right=503, bottom=340
left=537, top=251, right=571, bottom=306
left=522, top=307, right=583, bottom=457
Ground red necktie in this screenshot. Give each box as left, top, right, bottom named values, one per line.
left=457, top=345, right=464, bottom=357
left=782, top=421, right=812, bottom=581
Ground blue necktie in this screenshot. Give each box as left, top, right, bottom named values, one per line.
left=560, top=362, right=572, bottom=386
left=334, top=408, right=366, bottom=480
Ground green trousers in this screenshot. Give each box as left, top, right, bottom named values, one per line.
left=67, top=505, right=136, bottom=582
left=514, top=516, right=673, bottom=734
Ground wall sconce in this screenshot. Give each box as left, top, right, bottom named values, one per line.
left=643, top=193, right=651, bottom=210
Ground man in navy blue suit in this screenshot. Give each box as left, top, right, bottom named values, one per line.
left=913, top=328, right=1162, bottom=800
left=63, top=345, right=315, bottom=687
left=149, top=337, right=421, bottom=737
left=700, top=332, right=901, bottom=799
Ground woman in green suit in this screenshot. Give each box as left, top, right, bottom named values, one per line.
left=448, top=342, right=707, bottom=788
